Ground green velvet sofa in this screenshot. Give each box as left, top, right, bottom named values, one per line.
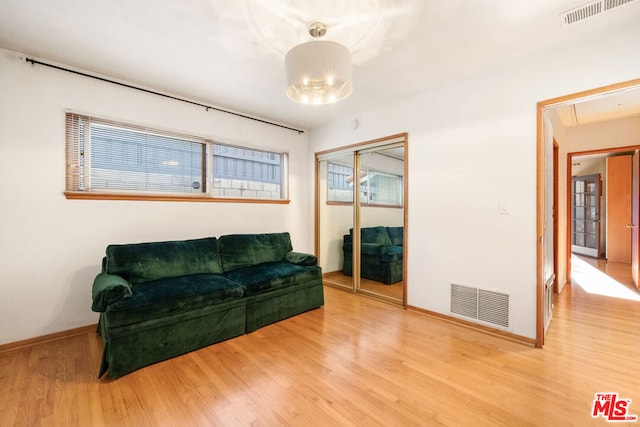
left=343, top=226, right=403, bottom=284
left=91, top=232, right=323, bottom=379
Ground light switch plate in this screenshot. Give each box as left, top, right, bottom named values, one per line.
left=499, top=200, right=511, bottom=214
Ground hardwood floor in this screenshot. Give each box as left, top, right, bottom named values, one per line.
left=1, top=283, right=639, bottom=426
left=573, top=254, right=640, bottom=295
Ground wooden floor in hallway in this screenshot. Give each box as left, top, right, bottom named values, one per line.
left=572, top=254, right=640, bottom=299
left=1, top=279, right=639, bottom=426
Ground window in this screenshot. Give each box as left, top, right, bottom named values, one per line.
left=327, top=162, right=403, bottom=207
left=212, top=144, right=284, bottom=199
left=65, top=113, right=288, bottom=202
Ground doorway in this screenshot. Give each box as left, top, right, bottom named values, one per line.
left=536, top=78, right=640, bottom=347
left=566, top=149, right=640, bottom=281
left=315, top=134, right=408, bottom=305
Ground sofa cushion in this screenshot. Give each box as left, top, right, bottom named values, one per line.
left=105, top=273, right=244, bottom=328
left=219, top=233, right=293, bottom=272
left=386, top=227, right=404, bottom=246
left=358, top=226, right=393, bottom=246
left=105, top=237, right=223, bottom=284
left=224, top=261, right=321, bottom=295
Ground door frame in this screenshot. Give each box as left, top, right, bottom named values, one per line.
left=536, top=77, right=640, bottom=347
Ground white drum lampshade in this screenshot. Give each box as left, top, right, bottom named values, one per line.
left=285, top=25, right=352, bottom=104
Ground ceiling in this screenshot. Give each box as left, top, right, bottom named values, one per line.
left=1, top=0, right=639, bottom=130
left=552, top=86, right=640, bottom=128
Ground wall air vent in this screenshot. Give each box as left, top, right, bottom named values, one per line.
left=451, top=284, right=509, bottom=328
left=560, top=0, right=637, bottom=26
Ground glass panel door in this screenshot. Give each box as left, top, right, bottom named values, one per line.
left=571, top=174, right=600, bottom=257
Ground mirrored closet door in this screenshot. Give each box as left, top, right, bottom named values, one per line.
left=317, top=152, right=355, bottom=293
left=316, top=134, right=407, bottom=305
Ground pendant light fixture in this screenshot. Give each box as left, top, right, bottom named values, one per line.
left=285, top=22, right=353, bottom=105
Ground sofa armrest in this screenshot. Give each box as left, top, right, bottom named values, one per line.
left=91, top=273, right=133, bottom=312
left=284, top=251, right=317, bottom=266
left=360, top=243, right=387, bottom=255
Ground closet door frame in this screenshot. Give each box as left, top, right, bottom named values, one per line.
left=314, top=133, right=408, bottom=306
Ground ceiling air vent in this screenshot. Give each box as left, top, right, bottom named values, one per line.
left=604, top=0, right=636, bottom=10
left=560, top=0, right=637, bottom=26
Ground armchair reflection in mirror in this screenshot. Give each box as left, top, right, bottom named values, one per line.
left=343, top=226, right=403, bottom=284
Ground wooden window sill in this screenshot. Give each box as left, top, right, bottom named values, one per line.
left=64, top=191, right=290, bottom=204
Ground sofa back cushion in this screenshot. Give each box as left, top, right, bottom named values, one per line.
left=219, top=232, right=293, bottom=272
left=358, top=226, right=392, bottom=246
left=105, top=237, right=223, bottom=284
left=386, top=226, right=404, bottom=246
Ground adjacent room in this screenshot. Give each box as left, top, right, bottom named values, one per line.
left=1, top=0, right=639, bottom=425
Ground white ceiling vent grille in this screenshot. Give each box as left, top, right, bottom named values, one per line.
left=451, top=284, right=509, bottom=328
left=560, top=0, right=637, bottom=26
left=604, top=0, right=636, bottom=9
left=561, top=1, right=602, bottom=25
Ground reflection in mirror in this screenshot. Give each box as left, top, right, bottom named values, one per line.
left=357, top=146, right=405, bottom=303
left=318, top=154, right=354, bottom=291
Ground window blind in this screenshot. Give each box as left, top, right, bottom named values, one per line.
left=66, top=113, right=206, bottom=194
left=65, top=112, right=288, bottom=201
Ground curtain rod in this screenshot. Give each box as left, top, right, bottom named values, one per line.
left=24, top=57, right=305, bottom=134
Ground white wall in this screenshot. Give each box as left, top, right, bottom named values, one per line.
left=0, top=48, right=312, bottom=344
left=309, top=23, right=640, bottom=339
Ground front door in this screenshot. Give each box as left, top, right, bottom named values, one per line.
left=571, top=174, right=600, bottom=258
